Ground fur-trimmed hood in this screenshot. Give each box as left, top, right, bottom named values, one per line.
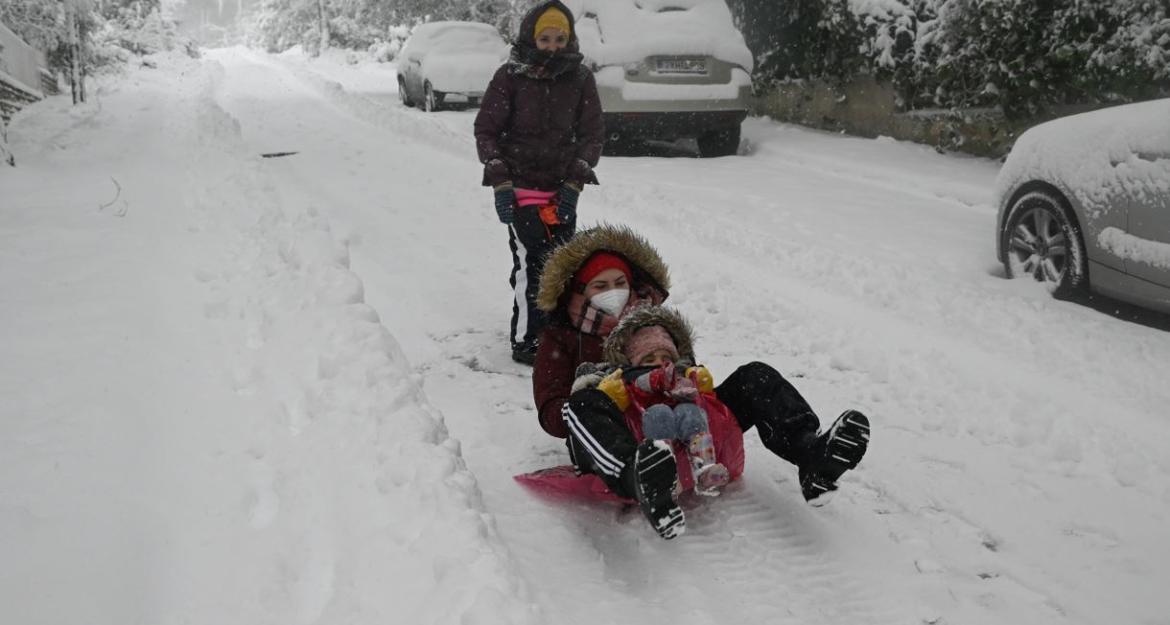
left=514, top=0, right=580, bottom=50
left=509, top=0, right=584, bottom=78
left=536, top=224, right=671, bottom=312
left=602, top=305, right=696, bottom=366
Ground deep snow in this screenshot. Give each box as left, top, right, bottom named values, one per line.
left=2, top=48, right=1168, bottom=625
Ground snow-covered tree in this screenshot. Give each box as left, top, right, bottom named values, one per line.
left=731, top=0, right=1170, bottom=117
left=243, top=0, right=516, bottom=56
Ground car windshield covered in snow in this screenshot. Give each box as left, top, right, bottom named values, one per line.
left=403, top=22, right=505, bottom=57
left=567, top=0, right=753, bottom=71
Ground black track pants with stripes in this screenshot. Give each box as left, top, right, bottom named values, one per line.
left=564, top=388, right=640, bottom=498
left=507, top=206, right=575, bottom=349
left=564, top=362, right=823, bottom=496
left=714, top=361, right=821, bottom=467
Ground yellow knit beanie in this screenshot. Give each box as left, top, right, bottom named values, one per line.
left=534, top=7, right=571, bottom=39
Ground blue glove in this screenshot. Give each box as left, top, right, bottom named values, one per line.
left=493, top=185, right=515, bottom=224
left=556, top=184, right=580, bottom=223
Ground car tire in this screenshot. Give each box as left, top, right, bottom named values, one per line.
left=1002, top=189, right=1088, bottom=299
left=424, top=82, right=443, bottom=113
left=398, top=77, right=413, bottom=107
left=697, top=125, right=741, bottom=157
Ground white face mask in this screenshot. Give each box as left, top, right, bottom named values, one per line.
left=590, top=288, right=630, bottom=317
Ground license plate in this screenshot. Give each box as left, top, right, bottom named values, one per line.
left=654, top=57, right=708, bottom=75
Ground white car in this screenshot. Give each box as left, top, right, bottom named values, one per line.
left=397, top=21, right=508, bottom=112
left=566, top=0, right=754, bottom=157
left=995, top=98, right=1170, bottom=313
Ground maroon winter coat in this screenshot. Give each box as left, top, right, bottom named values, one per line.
left=474, top=0, right=605, bottom=190
left=532, top=226, right=672, bottom=438
left=533, top=324, right=605, bottom=438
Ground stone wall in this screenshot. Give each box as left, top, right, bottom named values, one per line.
left=751, top=76, right=1037, bottom=159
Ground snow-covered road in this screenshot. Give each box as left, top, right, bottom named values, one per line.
left=3, top=47, right=1168, bottom=625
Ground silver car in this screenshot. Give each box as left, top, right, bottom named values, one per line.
left=995, top=98, right=1170, bottom=313
left=396, top=21, right=508, bottom=112
left=570, top=0, right=754, bottom=157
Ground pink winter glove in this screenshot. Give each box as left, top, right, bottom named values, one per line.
left=635, top=362, right=676, bottom=395
left=668, top=375, right=698, bottom=401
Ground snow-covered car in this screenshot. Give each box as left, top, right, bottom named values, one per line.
left=397, top=21, right=508, bottom=112
left=994, top=98, right=1170, bottom=313
left=567, top=0, right=754, bottom=157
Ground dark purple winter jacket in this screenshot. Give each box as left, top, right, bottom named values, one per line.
left=473, top=0, right=604, bottom=190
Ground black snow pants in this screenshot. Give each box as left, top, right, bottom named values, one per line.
left=508, top=205, right=575, bottom=350
left=564, top=361, right=822, bottom=498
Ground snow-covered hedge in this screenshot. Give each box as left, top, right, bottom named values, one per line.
left=729, top=0, right=1170, bottom=118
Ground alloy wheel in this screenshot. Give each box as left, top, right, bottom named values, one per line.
left=1008, top=205, right=1070, bottom=284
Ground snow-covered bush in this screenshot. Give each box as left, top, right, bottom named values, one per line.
left=728, top=0, right=865, bottom=86
left=730, top=0, right=1170, bottom=118
left=1, top=0, right=192, bottom=77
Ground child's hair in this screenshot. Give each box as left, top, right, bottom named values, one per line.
left=625, top=325, right=679, bottom=366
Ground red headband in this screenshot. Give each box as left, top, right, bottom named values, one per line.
left=575, top=252, right=631, bottom=286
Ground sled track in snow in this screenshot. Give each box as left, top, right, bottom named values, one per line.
left=664, top=484, right=897, bottom=623
left=417, top=326, right=899, bottom=623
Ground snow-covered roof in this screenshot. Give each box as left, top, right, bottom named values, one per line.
left=564, top=0, right=753, bottom=71
left=995, top=98, right=1170, bottom=219
left=405, top=21, right=507, bottom=58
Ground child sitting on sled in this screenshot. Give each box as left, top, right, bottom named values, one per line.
left=574, top=305, right=744, bottom=499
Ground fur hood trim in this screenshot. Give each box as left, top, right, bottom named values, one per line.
left=602, top=305, right=695, bottom=366
left=536, top=224, right=671, bottom=312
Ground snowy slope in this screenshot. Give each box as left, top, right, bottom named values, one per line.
left=2, top=48, right=1168, bottom=625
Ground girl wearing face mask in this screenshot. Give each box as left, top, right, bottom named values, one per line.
left=474, top=0, right=604, bottom=365
left=531, top=225, right=670, bottom=440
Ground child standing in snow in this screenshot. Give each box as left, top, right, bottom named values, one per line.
left=474, top=0, right=604, bottom=365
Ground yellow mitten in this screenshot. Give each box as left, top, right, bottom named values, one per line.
left=597, top=368, right=630, bottom=411
left=686, top=366, right=715, bottom=394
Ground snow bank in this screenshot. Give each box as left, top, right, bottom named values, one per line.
left=994, top=98, right=1170, bottom=220
left=0, top=51, right=536, bottom=625
left=188, top=55, right=538, bottom=625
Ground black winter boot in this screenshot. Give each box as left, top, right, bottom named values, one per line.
left=511, top=340, right=537, bottom=366
left=630, top=440, right=685, bottom=539
left=799, top=410, right=870, bottom=505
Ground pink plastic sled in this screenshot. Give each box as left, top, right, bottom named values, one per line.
left=513, top=465, right=635, bottom=504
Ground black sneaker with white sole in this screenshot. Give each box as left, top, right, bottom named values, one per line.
left=633, top=440, right=685, bottom=539
left=799, top=410, right=870, bottom=505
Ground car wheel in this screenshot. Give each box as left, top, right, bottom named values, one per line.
left=1002, top=189, right=1088, bottom=298
left=398, top=77, right=413, bottom=107
left=697, top=125, right=741, bottom=157
left=424, top=82, right=442, bottom=113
